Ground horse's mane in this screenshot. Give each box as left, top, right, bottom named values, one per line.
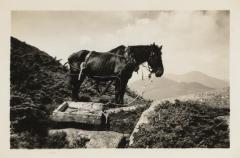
left=109, top=45, right=153, bottom=56
left=109, top=45, right=126, bottom=53
left=128, top=44, right=154, bottom=48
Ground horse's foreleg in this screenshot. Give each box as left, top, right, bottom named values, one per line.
left=119, top=79, right=128, bottom=104
left=72, top=81, right=80, bottom=101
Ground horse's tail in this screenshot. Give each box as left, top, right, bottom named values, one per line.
left=63, top=61, right=69, bottom=67
left=63, top=61, right=71, bottom=70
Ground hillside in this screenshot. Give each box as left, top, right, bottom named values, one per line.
left=166, top=71, right=229, bottom=89
left=10, top=37, right=149, bottom=148
left=130, top=88, right=230, bottom=148
left=10, top=37, right=229, bottom=148
left=129, top=77, right=213, bottom=100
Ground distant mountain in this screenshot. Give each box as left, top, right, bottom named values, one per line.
left=166, top=71, right=229, bottom=89
left=129, top=77, right=214, bottom=100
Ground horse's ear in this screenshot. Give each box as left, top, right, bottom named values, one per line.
left=153, top=42, right=155, bottom=46
left=159, top=45, right=163, bottom=50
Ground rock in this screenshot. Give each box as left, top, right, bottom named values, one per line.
left=102, top=104, right=148, bottom=124
left=105, top=104, right=147, bottom=115
left=98, top=95, right=111, bottom=103
left=214, top=115, right=230, bottom=125
left=49, top=128, right=124, bottom=148
left=129, top=89, right=230, bottom=147
left=79, top=94, right=92, bottom=102
left=129, top=100, right=164, bottom=146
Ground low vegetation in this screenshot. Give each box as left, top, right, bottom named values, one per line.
left=10, top=37, right=148, bottom=148
left=10, top=37, right=230, bottom=148
left=131, top=99, right=229, bottom=148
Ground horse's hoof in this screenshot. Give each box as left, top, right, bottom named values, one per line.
left=72, top=98, right=79, bottom=102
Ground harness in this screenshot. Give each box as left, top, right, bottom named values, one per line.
left=69, top=50, right=154, bottom=81
left=68, top=49, right=156, bottom=106
left=75, top=50, right=134, bottom=81
left=142, top=63, right=153, bottom=78
left=78, top=51, right=92, bottom=80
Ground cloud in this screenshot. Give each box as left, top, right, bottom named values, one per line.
left=12, top=11, right=229, bottom=80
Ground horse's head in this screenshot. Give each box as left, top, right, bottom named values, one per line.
left=147, top=43, right=164, bottom=77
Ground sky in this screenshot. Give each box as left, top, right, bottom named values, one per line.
left=11, top=11, right=229, bottom=82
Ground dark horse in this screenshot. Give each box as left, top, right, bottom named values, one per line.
left=68, top=43, right=164, bottom=104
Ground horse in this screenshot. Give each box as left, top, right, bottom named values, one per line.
left=68, top=43, right=164, bottom=104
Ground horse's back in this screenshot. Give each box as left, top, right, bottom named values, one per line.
left=109, top=45, right=126, bottom=55
left=68, top=50, right=90, bottom=63
left=86, top=51, right=127, bottom=76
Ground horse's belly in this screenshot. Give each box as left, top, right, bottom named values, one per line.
left=86, top=55, right=127, bottom=78
left=87, top=62, right=117, bottom=77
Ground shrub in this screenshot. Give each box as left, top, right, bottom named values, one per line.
left=131, top=100, right=229, bottom=148
left=45, top=131, right=68, bottom=148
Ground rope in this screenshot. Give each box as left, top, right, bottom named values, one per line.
left=101, top=111, right=109, bottom=124
left=101, top=76, right=154, bottom=124
left=78, top=62, right=85, bottom=80
left=104, top=75, right=154, bottom=107
left=124, top=71, right=154, bottom=105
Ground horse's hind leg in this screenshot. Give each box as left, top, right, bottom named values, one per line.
left=115, top=79, right=121, bottom=104
left=72, top=81, right=80, bottom=101
left=69, top=73, right=78, bottom=101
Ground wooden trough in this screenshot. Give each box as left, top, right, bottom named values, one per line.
left=51, top=101, right=104, bottom=126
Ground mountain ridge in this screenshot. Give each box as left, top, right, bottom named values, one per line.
left=165, top=71, right=228, bottom=89
left=128, top=72, right=223, bottom=100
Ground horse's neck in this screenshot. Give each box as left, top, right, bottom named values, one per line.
left=130, top=46, right=151, bottom=65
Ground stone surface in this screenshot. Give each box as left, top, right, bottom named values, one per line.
left=51, top=101, right=104, bottom=125
left=49, top=128, right=124, bottom=148
left=214, top=115, right=230, bottom=125
left=105, top=104, right=147, bottom=115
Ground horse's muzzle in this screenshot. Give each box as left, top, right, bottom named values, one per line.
left=155, top=69, right=164, bottom=77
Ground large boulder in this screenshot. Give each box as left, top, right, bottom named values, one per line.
left=129, top=88, right=230, bottom=148
left=49, top=128, right=125, bottom=148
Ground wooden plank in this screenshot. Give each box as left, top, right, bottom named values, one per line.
left=53, top=102, right=68, bottom=112
left=51, top=115, right=102, bottom=125
left=67, top=101, right=103, bottom=111
left=51, top=101, right=104, bottom=125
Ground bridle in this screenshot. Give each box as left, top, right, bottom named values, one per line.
left=146, top=50, right=159, bottom=73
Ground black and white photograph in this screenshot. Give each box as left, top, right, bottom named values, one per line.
left=9, top=10, right=231, bottom=149
left=9, top=10, right=230, bottom=148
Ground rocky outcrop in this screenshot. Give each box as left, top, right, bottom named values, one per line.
left=129, top=88, right=230, bottom=148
